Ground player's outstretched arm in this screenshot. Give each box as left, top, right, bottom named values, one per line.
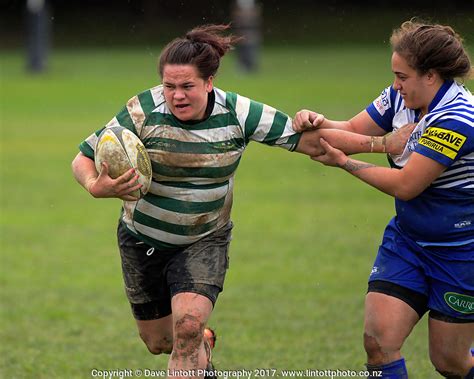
left=71, top=152, right=141, bottom=201
left=293, top=109, right=383, bottom=135
left=296, top=123, right=415, bottom=157
left=312, top=138, right=446, bottom=200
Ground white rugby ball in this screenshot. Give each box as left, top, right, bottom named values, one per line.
left=94, top=126, right=152, bottom=199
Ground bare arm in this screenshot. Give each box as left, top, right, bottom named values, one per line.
left=71, top=152, right=141, bottom=201
left=312, top=138, right=446, bottom=201
left=296, top=123, right=415, bottom=157
left=293, top=109, right=386, bottom=135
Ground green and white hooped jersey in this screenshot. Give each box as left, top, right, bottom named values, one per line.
left=79, top=85, right=301, bottom=251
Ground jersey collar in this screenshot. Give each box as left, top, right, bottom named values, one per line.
left=428, top=79, right=454, bottom=113
left=414, top=80, right=453, bottom=122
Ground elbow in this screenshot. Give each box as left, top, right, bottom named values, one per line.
left=395, top=193, right=415, bottom=202
left=394, top=187, right=422, bottom=201
left=71, top=153, right=82, bottom=174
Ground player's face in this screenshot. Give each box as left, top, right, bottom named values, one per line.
left=391, top=52, right=432, bottom=114
left=162, top=64, right=213, bottom=122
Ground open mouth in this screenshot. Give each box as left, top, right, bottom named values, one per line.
left=175, top=104, right=190, bottom=110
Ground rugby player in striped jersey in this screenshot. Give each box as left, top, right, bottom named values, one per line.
left=72, top=24, right=410, bottom=379
left=295, top=20, right=474, bottom=379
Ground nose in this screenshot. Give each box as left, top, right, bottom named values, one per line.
left=393, top=78, right=401, bottom=91
left=173, top=88, right=185, bottom=100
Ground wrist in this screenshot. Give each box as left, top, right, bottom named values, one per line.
left=370, top=136, right=387, bottom=153
left=84, top=178, right=96, bottom=196
left=337, top=155, right=350, bottom=168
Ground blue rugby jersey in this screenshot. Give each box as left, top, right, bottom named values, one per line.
left=366, top=81, right=474, bottom=246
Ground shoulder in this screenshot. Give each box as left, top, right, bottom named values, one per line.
left=212, top=87, right=255, bottom=118
left=129, top=85, right=166, bottom=116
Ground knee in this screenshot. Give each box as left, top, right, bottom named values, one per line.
left=364, top=332, right=384, bottom=362
left=363, top=332, right=402, bottom=363
left=430, top=349, right=468, bottom=378
left=139, top=332, right=173, bottom=355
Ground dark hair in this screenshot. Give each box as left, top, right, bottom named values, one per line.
left=158, top=24, right=242, bottom=79
left=390, top=20, right=472, bottom=81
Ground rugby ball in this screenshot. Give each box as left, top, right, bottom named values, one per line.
left=94, top=126, right=152, bottom=199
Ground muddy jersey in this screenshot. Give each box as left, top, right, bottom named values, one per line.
left=366, top=80, right=474, bottom=246
left=79, top=86, right=301, bottom=251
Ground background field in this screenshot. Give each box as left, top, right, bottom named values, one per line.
left=1, top=45, right=473, bottom=378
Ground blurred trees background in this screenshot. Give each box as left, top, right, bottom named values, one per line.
left=1, top=0, right=473, bottom=49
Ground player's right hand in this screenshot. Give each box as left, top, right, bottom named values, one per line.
left=292, top=109, right=325, bottom=132
left=87, top=162, right=142, bottom=201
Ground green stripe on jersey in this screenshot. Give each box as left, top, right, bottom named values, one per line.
left=151, top=157, right=241, bottom=178
left=157, top=180, right=229, bottom=190
left=226, top=92, right=237, bottom=110
left=287, top=134, right=301, bottom=151
left=116, top=106, right=138, bottom=135
left=138, top=90, right=156, bottom=115
left=144, top=194, right=226, bottom=214
left=244, top=100, right=264, bottom=142
left=145, top=137, right=245, bottom=154
left=134, top=210, right=218, bottom=236
left=145, top=112, right=234, bottom=131
left=79, top=141, right=95, bottom=159
left=264, top=110, right=288, bottom=145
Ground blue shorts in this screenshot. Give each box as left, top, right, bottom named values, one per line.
left=368, top=218, right=474, bottom=321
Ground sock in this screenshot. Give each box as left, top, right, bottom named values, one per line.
left=367, top=358, right=408, bottom=379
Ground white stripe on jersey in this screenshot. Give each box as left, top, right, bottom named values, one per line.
left=234, top=95, right=251, bottom=133
left=126, top=96, right=146, bottom=129
left=433, top=177, right=474, bottom=189
left=150, top=86, right=164, bottom=106
left=249, top=104, right=276, bottom=142
left=105, top=116, right=121, bottom=128
left=149, top=181, right=229, bottom=202
left=213, top=102, right=231, bottom=116
left=434, top=166, right=473, bottom=184
left=146, top=124, right=244, bottom=143
left=136, top=200, right=221, bottom=226
left=152, top=173, right=234, bottom=185
left=214, top=88, right=227, bottom=107
left=148, top=150, right=241, bottom=168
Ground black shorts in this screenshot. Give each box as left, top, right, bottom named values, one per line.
left=117, top=221, right=232, bottom=320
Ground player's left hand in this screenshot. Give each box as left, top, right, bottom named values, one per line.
left=311, top=138, right=348, bottom=167
left=292, top=109, right=325, bottom=132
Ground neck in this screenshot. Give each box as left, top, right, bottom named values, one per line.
left=421, top=79, right=445, bottom=117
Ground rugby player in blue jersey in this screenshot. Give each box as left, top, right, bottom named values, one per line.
left=294, top=20, right=473, bottom=379
left=72, top=24, right=412, bottom=379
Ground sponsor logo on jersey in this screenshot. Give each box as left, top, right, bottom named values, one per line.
left=373, top=89, right=390, bottom=116
left=418, top=127, right=467, bottom=159
left=454, top=220, right=472, bottom=229
left=444, top=292, right=474, bottom=314
left=370, top=266, right=379, bottom=276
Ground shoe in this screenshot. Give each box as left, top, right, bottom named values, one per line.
left=204, top=327, right=217, bottom=378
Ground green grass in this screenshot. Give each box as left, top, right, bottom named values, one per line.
left=1, top=47, right=472, bottom=378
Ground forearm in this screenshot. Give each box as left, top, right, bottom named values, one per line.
left=71, top=152, right=98, bottom=193
left=319, top=129, right=387, bottom=154
left=338, top=158, right=406, bottom=198
left=297, top=129, right=387, bottom=156
left=318, top=119, right=354, bottom=131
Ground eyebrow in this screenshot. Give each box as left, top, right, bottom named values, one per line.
left=163, top=81, right=194, bottom=86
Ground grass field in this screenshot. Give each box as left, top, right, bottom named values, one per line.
left=1, top=46, right=472, bottom=378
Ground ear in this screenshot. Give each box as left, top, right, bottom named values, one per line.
left=425, top=69, right=439, bottom=85
left=205, top=76, right=214, bottom=92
